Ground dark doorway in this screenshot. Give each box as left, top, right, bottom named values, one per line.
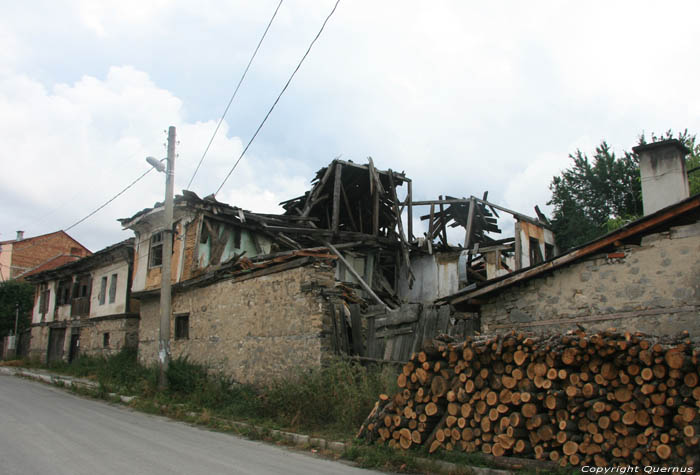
left=68, top=330, right=80, bottom=363
left=47, top=328, right=66, bottom=364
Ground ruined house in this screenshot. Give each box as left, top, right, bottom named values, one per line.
left=26, top=239, right=138, bottom=363
left=118, top=159, right=557, bottom=380
left=119, top=160, right=415, bottom=383
left=438, top=139, right=700, bottom=336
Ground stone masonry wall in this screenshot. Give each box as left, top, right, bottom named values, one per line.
left=80, top=317, right=139, bottom=357
left=137, top=260, right=336, bottom=384
left=28, top=325, right=49, bottom=362
left=480, top=222, right=700, bottom=336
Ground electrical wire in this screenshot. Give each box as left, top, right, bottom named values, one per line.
left=214, top=0, right=342, bottom=196
left=64, top=167, right=156, bottom=232
left=187, top=0, right=284, bottom=190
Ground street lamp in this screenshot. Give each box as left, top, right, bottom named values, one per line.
left=147, top=126, right=176, bottom=390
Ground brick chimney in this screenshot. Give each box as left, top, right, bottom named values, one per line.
left=16, top=230, right=24, bottom=241
left=632, top=139, right=690, bottom=215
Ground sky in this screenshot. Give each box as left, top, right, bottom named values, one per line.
left=2, top=0, right=700, bottom=252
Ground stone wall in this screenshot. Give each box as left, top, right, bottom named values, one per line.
left=480, top=222, right=700, bottom=336
left=28, top=325, right=49, bottom=362
left=79, top=316, right=139, bottom=357
left=137, top=260, right=336, bottom=384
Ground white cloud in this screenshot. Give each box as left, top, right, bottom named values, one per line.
left=0, top=66, right=310, bottom=250
left=2, top=0, right=700, bottom=250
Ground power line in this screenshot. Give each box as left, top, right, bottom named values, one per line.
left=64, top=167, right=156, bottom=232
left=187, top=0, right=284, bottom=190
left=214, top=0, right=342, bottom=196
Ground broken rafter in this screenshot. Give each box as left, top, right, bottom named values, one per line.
left=323, top=240, right=393, bottom=311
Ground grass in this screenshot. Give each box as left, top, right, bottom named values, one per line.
left=32, top=350, right=397, bottom=441
left=19, top=352, right=572, bottom=474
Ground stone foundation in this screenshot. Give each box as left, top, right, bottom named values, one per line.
left=480, top=223, right=700, bottom=336
left=137, top=261, right=336, bottom=384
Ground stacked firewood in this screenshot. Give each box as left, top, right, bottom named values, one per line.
left=357, top=330, right=700, bottom=467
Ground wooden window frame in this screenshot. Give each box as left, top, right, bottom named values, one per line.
left=174, top=314, right=189, bottom=340
left=108, top=273, right=118, bottom=304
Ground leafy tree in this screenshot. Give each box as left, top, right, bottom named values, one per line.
left=0, top=280, right=34, bottom=337
left=548, top=130, right=700, bottom=251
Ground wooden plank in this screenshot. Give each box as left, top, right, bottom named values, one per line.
left=374, top=306, right=420, bottom=328
left=400, top=330, right=415, bottom=361
left=376, top=326, right=415, bottom=339
left=366, top=315, right=377, bottom=358
left=388, top=171, right=412, bottom=283
left=437, top=305, right=451, bottom=334
left=407, top=180, right=413, bottom=242
left=439, top=195, right=448, bottom=246
left=410, top=306, right=428, bottom=355
left=350, top=303, right=364, bottom=356
left=428, top=203, right=435, bottom=239
left=372, top=186, right=380, bottom=236
left=323, top=241, right=391, bottom=311
left=301, top=163, right=335, bottom=217
left=383, top=337, right=394, bottom=360
left=422, top=307, right=438, bottom=346
left=332, top=163, right=342, bottom=233
left=410, top=197, right=547, bottom=229
left=340, top=182, right=358, bottom=232
left=463, top=197, right=475, bottom=249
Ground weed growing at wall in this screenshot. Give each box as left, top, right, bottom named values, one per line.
left=261, top=358, right=398, bottom=434
left=38, top=353, right=397, bottom=440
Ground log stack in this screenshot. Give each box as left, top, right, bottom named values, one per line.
left=357, top=329, right=700, bottom=468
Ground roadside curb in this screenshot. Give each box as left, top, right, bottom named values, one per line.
left=2, top=367, right=517, bottom=474
left=0, top=366, right=98, bottom=391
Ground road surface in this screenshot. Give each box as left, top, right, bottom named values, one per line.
left=0, top=374, right=381, bottom=475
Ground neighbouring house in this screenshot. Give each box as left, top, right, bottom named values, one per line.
left=0, top=230, right=91, bottom=282
left=25, top=239, right=138, bottom=364
left=439, top=139, right=700, bottom=336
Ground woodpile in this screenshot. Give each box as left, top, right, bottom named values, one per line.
left=357, top=329, right=700, bottom=468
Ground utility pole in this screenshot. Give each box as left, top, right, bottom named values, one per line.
left=13, top=303, right=19, bottom=336
left=158, top=126, right=176, bottom=389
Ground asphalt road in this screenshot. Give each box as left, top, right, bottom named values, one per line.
left=0, top=374, right=381, bottom=475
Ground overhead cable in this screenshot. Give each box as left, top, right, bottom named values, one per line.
left=214, top=0, right=342, bottom=196
left=187, top=0, right=284, bottom=189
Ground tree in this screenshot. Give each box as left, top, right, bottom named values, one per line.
left=0, top=280, right=35, bottom=337
left=548, top=130, right=700, bottom=252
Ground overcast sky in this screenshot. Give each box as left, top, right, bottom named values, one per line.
left=2, top=1, right=700, bottom=251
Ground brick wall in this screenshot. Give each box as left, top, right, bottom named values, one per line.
left=12, top=232, right=89, bottom=278
left=137, top=261, right=336, bottom=384
left=480, top=222, right=700, bottom=336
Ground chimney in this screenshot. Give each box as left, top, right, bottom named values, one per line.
left=16, top=230, right=24, bottom=241
left=632, top=139, right=690, bottom=216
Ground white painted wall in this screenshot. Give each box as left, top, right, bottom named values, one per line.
left=31, top=280, right=57, bottom=323
left=90, top=260, right=130, bottom=317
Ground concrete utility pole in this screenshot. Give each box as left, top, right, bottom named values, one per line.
left=13, top=303, right=19, bottom=336
left=158, top=126, right=176, bottom=389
